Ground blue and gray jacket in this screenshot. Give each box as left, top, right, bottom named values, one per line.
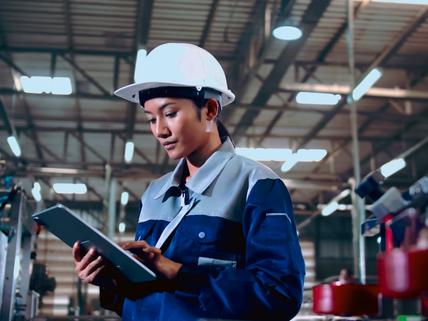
left=105, top=138, right=305, bottom=321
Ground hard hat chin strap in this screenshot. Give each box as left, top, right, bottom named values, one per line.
left=138, top=86, right=222, bottom=108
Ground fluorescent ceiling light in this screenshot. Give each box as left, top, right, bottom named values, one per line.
left=352, top=68, right=382, bottom=101
left=321, top=201, right=339, bottom=216
left=31, top=182, right=42, bottom=202
left=51, top=77, right=72, bottom=95
left=124, top=141, right=135, bottom=163
left=373, top=0, right=428, bottom=4
left=380, top=158, right=406, bottom=178
left=118, top=222, right=126, bottom=233
left=20, top=76, right=72, bottom=95
left=33, top=182, right=41, bottom=191
left=272, top=26, right=302, bottom=40
left=295, top=149, right=327, bottom=162
left=39, top=167, right=80, bottom=174
left=296, top=92, right=341, bottom=105
left=134, top=48, right=148, bottom=83
left=120, top=191, right=129, bottom=206
left=235, top=148, right=292, bottom=161
left=338, top=189, right=351, bottom=199
left=7, top=136, right=22, bottom=157
left=53, top=183, right=87, bottom=194
left=281, top=158, right=298, bottom=172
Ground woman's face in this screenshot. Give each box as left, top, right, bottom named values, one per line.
left=144, top=97, right=207, bottom=160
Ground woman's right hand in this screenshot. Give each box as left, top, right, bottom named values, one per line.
left=72, top=241, right=117, bottom=289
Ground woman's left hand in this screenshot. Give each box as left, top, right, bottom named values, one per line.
left=119, top=240, right=182, bottom=280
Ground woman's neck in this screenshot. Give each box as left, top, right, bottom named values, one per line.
left=185, top=134, right=222, bottom=182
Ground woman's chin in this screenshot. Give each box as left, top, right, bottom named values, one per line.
left=165, top=149, right=184, bottom=160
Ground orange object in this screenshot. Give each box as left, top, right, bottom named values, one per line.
left=378, top=248, right=428, bottom=298
left=312, top=283, right=379, bottom=316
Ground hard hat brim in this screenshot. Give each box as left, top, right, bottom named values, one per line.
left=114, top=82, right=235, bottom=107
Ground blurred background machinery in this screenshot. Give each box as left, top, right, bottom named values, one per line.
left=0, top=178, right=56, bottom=321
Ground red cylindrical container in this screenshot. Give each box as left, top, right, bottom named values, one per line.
left=377, top=248, right=428, bottom=298
left=312, top=283, right=379, bottom=316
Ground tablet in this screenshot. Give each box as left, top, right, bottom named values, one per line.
left=32, top=204, right=156, bottom=283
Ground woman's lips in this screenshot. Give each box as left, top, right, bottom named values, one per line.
left=163, top=141, right=177, bottom=150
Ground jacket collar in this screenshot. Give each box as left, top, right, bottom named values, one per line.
left=153, top=138, right=235, bottom=199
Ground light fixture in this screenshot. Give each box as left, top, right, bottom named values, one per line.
left=120, top=191, right=129, bottom=206
left=124, top=141, right=135, bottom=163
left=20, top=76, right=72, bottom=95
left=31, top=182, right=42, bottom=202
left=380, top=158, right=406, bottom=178
left=53, top=183, right=87, bottom=194
left=272, top=26, right=303, bottom=41
left=50, top=77, right=73, bottom=95
left=236, top=147, right=327, bottom=172
left=235, top=148, right=292, bottom=161
left=295, top=149, right=327, bottom=162
left=281, top=157, right=299, bottom=172
left=373, top=0, right=428, bottom=4
left=321, top=201, right=339, bottom=216
left=338, top=189, right=351, bottom=199
left=118, top=222, right=126, bottom=233
left=296, top=92, right=341, bottom=105
left=352, top=68, right=383, bottom=101
left=134, top=48, right=148, bottom=83
left=7, top=136, right=22, bottom=157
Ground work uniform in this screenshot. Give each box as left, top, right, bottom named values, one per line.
left=106, top=138, right=305, bottom=321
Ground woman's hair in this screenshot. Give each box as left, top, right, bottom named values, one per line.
left=192, top=97, right=234, bottom=146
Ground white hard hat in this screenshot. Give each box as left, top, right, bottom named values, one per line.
left=114, top=43, right=235, bottom=107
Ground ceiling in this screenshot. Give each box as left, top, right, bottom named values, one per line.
left=0, top=0, right=427, bottom=221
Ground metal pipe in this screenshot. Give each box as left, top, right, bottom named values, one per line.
left=347, top=0, right=366, bottom=284
left=278, top=83, right=428, bottom=101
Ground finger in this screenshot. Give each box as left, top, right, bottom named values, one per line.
left=120, top=240, right=150, bottom=250
left=78, top=255, right=103, bottom=280
left=72, top=241, right=82, bottom=262
left=142, top=247, right=161, bottom=255
left=86, top=265, right=104, bottom=284
left=79, top=248, right=99, bottom=271
left=84, top=256, right=104, bottom=279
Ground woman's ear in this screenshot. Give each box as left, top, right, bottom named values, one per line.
left=205, top=99, right=219, bottom=121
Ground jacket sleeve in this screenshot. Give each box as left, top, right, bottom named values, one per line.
left=174, top=178, right=305, bottom=320
left=99, top=287, right=124, bottom=316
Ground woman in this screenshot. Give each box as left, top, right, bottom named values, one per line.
left=73, top=43, right=305, bottom=321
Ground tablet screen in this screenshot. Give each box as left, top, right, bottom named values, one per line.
left=32, top=204, right=156, bottom=283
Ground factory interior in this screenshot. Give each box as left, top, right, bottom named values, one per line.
left=0, top=0, right=428, bottom=320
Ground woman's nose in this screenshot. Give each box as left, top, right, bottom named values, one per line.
left=155, top=119, right=170, bottom=138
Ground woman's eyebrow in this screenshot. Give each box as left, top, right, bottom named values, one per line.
left=144, top=102, right=176, bottom=115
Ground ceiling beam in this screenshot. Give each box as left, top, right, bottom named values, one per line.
left=123, top=0, right=154, bottom=151
left=21, top=99, right=44, bottom=161
left=0, top=97, right=13, bottom=134
left=0, top=53, right=28, bottom=76
left=278, top=83, right=428, bottom=101
left=69, top=132, right=106, bottom=163
left=255, top=0, right=371, bottom=146
left=136, top=0, right=154, bottom=46
left=59, top=53, right=111, bottom=96
left=295, top=8, right=428, bottom=151
left=231, top=0, right=332, bottom=140
left=199, top=0, right=220, bottom=47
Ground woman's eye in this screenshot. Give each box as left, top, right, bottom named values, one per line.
left=147, top=118, right=156, bottom=124
left=165, top=111, right=177, bottom=118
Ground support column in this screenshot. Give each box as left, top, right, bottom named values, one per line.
left=108, top=177, right=117, bottom=239
left=346, top=0, right=366, bottom=283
